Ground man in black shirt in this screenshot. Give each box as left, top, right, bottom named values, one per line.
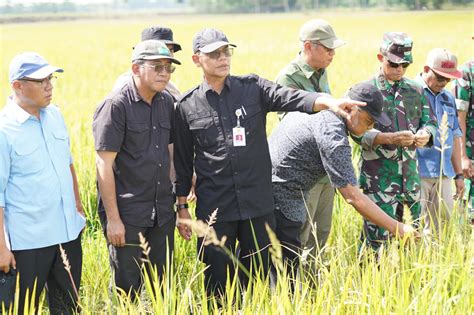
left=93, top=40, right=188, bottom=298
left=174, top=28, right=365, bottom=296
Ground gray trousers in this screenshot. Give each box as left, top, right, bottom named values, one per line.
left=299, top=181, right=335, bottom=258
left=420, top=177, right=453, bottom=233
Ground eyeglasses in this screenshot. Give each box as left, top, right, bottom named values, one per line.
left=20, top=75, right=57, bottom=86
left=203, top=47, right=234, bottom=60
left=310, top=41, right=334, bottom=54
left=142, top=63, right=176, bottom=74
left=387, top=60, right=410, bottom=69
left=431, top=69, right=451, bottom=83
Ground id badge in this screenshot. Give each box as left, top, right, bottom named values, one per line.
left=233, top=127, right=246, bottom=146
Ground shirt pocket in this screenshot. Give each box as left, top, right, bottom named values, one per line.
left=159, top=120, right=172, bottom=145
left=52, top=129, right=70, bottom=160
left=188, top=112, right=219, bottom=149
left=442, top=103, right=456, bottom=128
left=12, top=139, right=45, bottom=175
left=125, top=122, right=150, bottom=152
left=242, top=104, right=264, bottom=139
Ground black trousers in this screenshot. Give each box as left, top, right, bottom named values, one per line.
left=274, top=210, right=303, bottom=279
left=100, top=214, right=175, bottom=299
left=198, top=212, right=276, bottom=297
left=12, top=234, right=82, bottom=315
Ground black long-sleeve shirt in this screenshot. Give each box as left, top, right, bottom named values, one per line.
left=174, top=74, right=319, bottom=222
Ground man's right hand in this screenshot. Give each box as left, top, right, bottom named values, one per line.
left=0, top=246, right=15, bottom=273
left=395, top=222, right=420, bottom=240
left=390, top=131, right=415, bottom=147
left=107, top=218, right=126, bottom=247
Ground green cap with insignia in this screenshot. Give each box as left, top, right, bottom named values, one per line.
left=380, top=32, right=413, bottom=64
left=299, top=19, right=346, bottom=49
left=132, top=40, right=181, bottom=64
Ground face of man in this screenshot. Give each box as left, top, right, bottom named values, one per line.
left=346, top=107, right=376, bottom=136
left=193, top=45, right=232, bottom=80
left=378, top=54, right=409, bottom=82
left=136, top=59, right=173, bottom=93
left=305, top=41, right=335, bottom=70
left=13, top=75, right=55, bottom=110
left=422, top=66, right=451, bottom=94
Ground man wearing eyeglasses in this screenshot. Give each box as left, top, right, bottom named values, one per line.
left=93, top=40, right=188, bottom=298
left=274, top=19, right=345, bottom=265
left=352, top=32, right=437, bottom=251
left=113, top=26, right=182, bottom=101
left=416, top=48, right=463, bottom=233
left=174, top=27, right=366, bottom=297
left=0, top=52, right=85, bottom=313
left=454, top=59, right=474, bottom=224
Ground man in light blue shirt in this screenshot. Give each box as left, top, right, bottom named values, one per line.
left=416, top=48, right=464, bottom=233
left=0, top=52, right=85, bottom=314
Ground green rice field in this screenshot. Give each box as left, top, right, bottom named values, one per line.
left=0, top=10, right=473, bottom=314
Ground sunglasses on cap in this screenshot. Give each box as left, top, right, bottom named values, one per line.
left=431, top=69, right=451, bottom=83
left=387, top=59, right=410, bottom=69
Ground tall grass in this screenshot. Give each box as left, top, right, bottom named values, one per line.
left=0, top=11, right=472, bottom=314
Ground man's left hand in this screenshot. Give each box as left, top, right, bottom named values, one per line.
left=177, top=209, right=192, bottom=241
left=454, top=178, right=465, bottom=200
left=414, top=129, right=430, bottom=147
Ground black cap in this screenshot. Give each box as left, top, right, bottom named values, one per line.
left=141, top=26, right=182, bottom=52
left=347, top=82, right=391, bottom=127
left=192, top=28, right=236, bottom=53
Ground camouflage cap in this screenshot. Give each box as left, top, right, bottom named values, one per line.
left=132, top=40, right=181, bottom=64
left=380, top=32, right=413, bottom=64
left=299, top=19, right=346, bottom=49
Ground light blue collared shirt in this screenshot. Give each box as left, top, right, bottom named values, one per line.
left=0, top=98, right=85, bottom=250
left=416, top=74, right=462, bottom=178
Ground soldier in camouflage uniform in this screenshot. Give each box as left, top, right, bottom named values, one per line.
left=352, top=32, right=437, bottom=250
left=274, top=19, right=346, bottom=258
left=454, top=60, right=474, bottom=223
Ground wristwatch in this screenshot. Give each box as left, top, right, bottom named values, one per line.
left=176, top=203, right=189, bottom=211
left=454, top=174, right=464, bottom=181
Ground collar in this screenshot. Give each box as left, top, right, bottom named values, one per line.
left=416, top=72, right=446, bottom=97
left=201, top=75, right=231, bottom=94
left=295, top=54, right=324, bottom=80
left=375, top=68, right=409, bottom=92
left=3, top=97, right=34, bottom=124
left=128, top=76, right=143, bottom=103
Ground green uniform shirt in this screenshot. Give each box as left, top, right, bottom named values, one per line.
left=275, top=53, right=331, bottom=184
left=353, top=71, right=437, bottom=195
left=454, top=60, right=474, bottom=158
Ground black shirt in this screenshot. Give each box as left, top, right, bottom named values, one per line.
left=93, top=78, right=175, bottom=227
left=174, top=74, right=318, bottom=222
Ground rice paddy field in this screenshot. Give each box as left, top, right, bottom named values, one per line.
left=0, top=10, right=473, bottom=314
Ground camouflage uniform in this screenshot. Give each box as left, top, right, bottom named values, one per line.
left=454, top=60, right=474, bottom=216
left=353, top=33, right=437, bottom=250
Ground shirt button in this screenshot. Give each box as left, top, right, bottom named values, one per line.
left=157, top=181, right=161, bottom=185
left=158, top=163, right=162, bottom=167
left=155, top=145, right=159, bottom=149
left=234, top=171, right=238, bottom=175
left=153, top=126, right=157, bottom=130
